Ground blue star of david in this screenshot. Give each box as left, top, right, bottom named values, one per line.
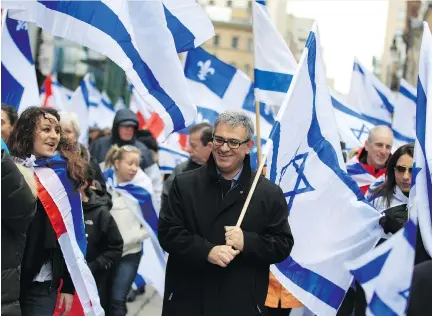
left=279, top=152, right=315, bottom=214
left=411, top=163, right=422, bottom=187
left=351, top=124, right=370, bottom=141
left=399, top=288, right=410, bottom=301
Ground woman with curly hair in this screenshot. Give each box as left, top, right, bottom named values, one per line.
left=8, top=107, right=101, bottom=316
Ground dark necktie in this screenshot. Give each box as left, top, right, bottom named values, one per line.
left=219, top=178, right=232, bottom=197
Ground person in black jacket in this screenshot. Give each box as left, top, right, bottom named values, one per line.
left=158, top=111, right=294, bottom=316
left=1, top=149, right=37, bottom=316
left=80, top=164, right=123, bottom=315
left=8, top=107, right=85, bottom=316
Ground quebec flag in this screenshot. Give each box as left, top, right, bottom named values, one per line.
left=1, top=11, right=39, bottom=112
left=4, top=0, right=215, bottom=139
left=266, top=24, right=382, bottom=316
left=252, top=0, right=297, bottom=106
left=345, top=22, right=432, bottom=316
left=392, top=78, right=416, bottom=149
left=347, top=58, right=394, bottom=126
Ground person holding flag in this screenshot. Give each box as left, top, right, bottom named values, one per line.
left=159, top=111, right=294, bottom=316
left=7, top=107, right=102, bottom=316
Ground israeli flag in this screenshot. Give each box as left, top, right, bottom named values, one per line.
left=347, top=58, right=394, bottom=126
left=97, top=91, right=115, bottom=130
left=392, top=78, right=416, bottom=148
left=184, top=47, right=274, bottom=138
left=5, top=0, right=214, bottom=139
left=158, top=144, right=189, bottom=175
left=40, top=73, right=73, bottom=110
left=266, top=24, right=382, bottom=316
left=104, top=168, right=166, bottom=297
left=331, top=93, right=375, bottom=151
left=252, top=0, right=296, bottom=106
left=345, top=23, right=432, bottom=316
left=1, top=11, right=39, bottom=112
left=87, top=82, right=115, bottom=131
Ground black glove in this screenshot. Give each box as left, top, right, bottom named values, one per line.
left=379, top=204, right=408, bottom=234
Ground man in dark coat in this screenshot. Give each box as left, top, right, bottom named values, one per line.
left=1, top=149, right=37, bottom=315
left=90, top=108, right=162, bottom=207
left=158, top=111, right=294, bottom=316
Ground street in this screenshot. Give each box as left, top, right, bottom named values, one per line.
left=126, top=286, right=162, bottom=316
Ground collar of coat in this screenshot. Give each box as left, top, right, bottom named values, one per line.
left=205, top=153, right=254, bottom=191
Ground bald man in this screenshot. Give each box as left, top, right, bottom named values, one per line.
left=346, top=126, right=393, bottom=194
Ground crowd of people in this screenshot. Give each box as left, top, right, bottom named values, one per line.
left=1, top=102, right=431, bottom=316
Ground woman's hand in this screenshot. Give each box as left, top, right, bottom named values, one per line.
left=58, top=293, right=74, bottom=316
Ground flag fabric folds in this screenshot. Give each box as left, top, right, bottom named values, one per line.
left=265, top=24, right=382, bottom=316
left=27, top=154, right=103, bottom=316
left=392, top=78, right=416, bottom=148
left=252, top=0, right=296, bottom=106
left=1, top=11, right=39, bottom=113
left=345, top=22, right=432, bottom=316
left=104, top=168, right=166, bottom=297
left=4, top=0, right=215, bottom=139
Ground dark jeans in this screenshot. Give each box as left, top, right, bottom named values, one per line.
left=112, top=251, right=142, bottom=316
left=20, top=281, right=57, bottom=316
left=266, top=307, right=292, bottom=316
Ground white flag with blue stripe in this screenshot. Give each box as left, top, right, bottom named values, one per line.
left=265, top=24, right=382, bottom=316
left=392, top=78, right=416, bottom=148
left=96, top=91, right=116, bottom=130
left=158, top=144, right=189, bottom=175
left=1, top=11, right=39, bottom=113
left=184, top=47, right=274, bottom=138
left=104, top=167, right=166, bottom=297
left=348, top=58, right=394, bottom=126
left=4, top=0, right=214, bottom=139
left=345, top=22, right=432, bottom=316
left=252, top=0, right=297, bottom=106
left=86, top=81, right=115, bottom=131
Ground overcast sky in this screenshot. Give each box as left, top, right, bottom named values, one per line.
left=286, top=0, right=389, bottom=94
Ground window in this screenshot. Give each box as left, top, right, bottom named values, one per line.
left=209, top=0, right=215, bottom=5
left=231, top=62, right=237, bottom=67
left=247, top=38, right=253, bottom=52
left=232, top=36, right=239, bottom=49
left=213, top=34, right=220, bottom=47
left=226, top=0, right=233, bottom=7
left=244, top=64, right=250, bottom=74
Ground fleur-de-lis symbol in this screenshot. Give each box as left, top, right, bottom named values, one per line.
left=197, top=60, right=215, bottom=81
left=16, top=21, right=28, bottom=31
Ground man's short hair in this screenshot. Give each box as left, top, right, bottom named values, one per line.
left=367, top=125, right=393, bottom=143
left=1, top=103, right=18, bottom=126
left=214, top=111, right=254, bottom=141
left=189, top=122, right=213, bottom=145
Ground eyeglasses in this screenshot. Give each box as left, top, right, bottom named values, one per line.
left=212, top=136, right=250, bottom=149
left=395, top=165, right=413, bottom=174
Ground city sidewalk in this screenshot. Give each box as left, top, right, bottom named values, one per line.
left=126, top=286, right=162, bottom=316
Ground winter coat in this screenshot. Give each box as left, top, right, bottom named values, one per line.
left=158, top=154, right=294, bottom=316
left=407, top=260, right=432, bottom=316
left=89, top=109, right=154, bottom=170
left=1, top=150, right=37, bottom=316
left=371, top=185, right=409, bottom=213
left=90, top=108, right=162, bottom=209
left=83, top=190, right=123, bottom=311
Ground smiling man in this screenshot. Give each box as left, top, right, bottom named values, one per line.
left=347, top=125, right=393, bottom=194
left=158, top=111, right=293, bottom=316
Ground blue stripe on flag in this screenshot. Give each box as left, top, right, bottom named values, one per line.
left=256, top=0, right=267, bottom=5
left=392, top=129, right=415, bottom=143
left=306, top=32, right=366, bottom=203
left=346, top=162, right=369, bottom=175
left=163, top=5, right=195, bottom=53
left=6, top=15, right=34, bottom=65
left=375, top=87, right=394, bottom=114
left=1, top=63, right=24, bottom=109
left=369, top=293, right=399, bottom=316
left=275, top=257, right=345, bottom=310
left=80, top=79, right=91, bottom=108
left=37, top=154, right=87, bottom=255
left=400, top=85, right=416, bottom=103
left=349, top=249, right=391, bottom=284
left=416, top=79, right=432, bottom=219
left=362, top=114, right=391, bottom=127
left=353, top=62, right=365, bottom=75
left=159, top=166, right=175, bottom=172
left=254, top=69, right=293, bottom=93
left=38, top=0, right=186, bottom=131
left=403, top=219, right=417, bottom=248
left=269, top=121, right=281, bottom=183
left=134, top=273, right=147, bottom=288
left=121, top=184, right=159, bottom=235
left=159, top=146, right=189, bottom=158
left=102, top=98, right=114, bottom=111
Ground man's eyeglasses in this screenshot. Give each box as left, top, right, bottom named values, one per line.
left=395, top=165, right=413, bottom=174
left=212, top=136, right=250, bottom=149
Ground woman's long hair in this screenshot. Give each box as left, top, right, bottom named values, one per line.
left=371, top=143, right=414, bottom=208
left=8, top=106, right=85, bottom=187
